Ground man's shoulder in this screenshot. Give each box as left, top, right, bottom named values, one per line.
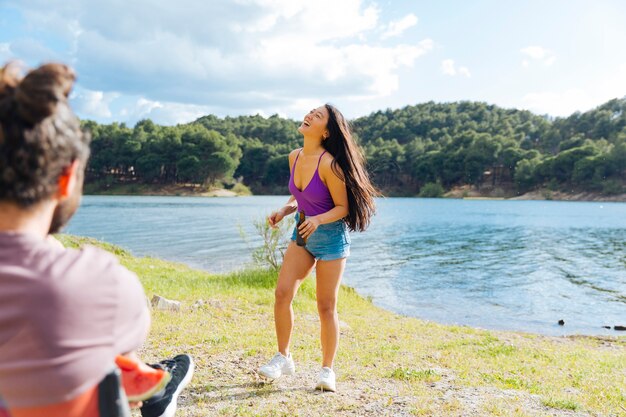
left=42, top=244, right=137, bottom=293
left=2, top=241, right=143, bottom=323
left=59, top=244, right=125, bottom=273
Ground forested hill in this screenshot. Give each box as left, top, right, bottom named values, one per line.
left=83, top=98, right=626, bottom=197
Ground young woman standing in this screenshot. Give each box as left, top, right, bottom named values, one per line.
left=258, top=104, right=377, bottom=392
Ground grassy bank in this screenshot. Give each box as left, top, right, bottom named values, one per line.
left=58, top=235, right=625, bottom=416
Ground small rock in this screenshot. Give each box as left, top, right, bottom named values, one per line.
left=151, top=295, right=181, bottom=311
left=602, top=325, right=611, bottom=329
left=558, top=319, right=565, bottom=326
left=191, top=299, right=205, bottom=310
left=207, top=299, right=224, bottom=309
left=614, top=325, right=626, bottom=331
left=304, top=314, right=319, bottom=322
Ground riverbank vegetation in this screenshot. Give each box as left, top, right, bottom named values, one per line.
left=82, top=98, right=625, bottom=199
left=58, top=235, right=626, bottom=416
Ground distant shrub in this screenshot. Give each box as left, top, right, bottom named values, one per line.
left=601, top=179, right=623, bottom=195
left=419, top=182, right=445, bottom=198
left=546, top=178, right=559, bottom=191
left=232, top=182, right=252, bottom=195
left=542, top=189, right=553, bottom=200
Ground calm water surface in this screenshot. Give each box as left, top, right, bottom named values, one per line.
left=66, top=196, right=626, bottom=336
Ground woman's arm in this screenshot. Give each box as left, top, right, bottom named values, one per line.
left=268, top=149, right=300, bottom=228
left=268, top=195, right=298, bottom=228
left=279, top=195, right=298, bottom=216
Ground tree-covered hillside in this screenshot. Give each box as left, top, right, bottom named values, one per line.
left=83, top=98, right=626, bottom=197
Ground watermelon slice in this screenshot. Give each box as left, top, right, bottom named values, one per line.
left=115, top=355, right=171, bottom=402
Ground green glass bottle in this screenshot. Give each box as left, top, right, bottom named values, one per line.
left=296, top=211, right=306, bottom=246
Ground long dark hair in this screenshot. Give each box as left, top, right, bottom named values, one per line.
left=323, top=104, right=378, bottom=232
left=0, top=62, right=90, bottom=207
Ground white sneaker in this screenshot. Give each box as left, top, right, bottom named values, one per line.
left=258, top=352, right=295, bottom=380
left=315, top=367, right=336, bottom=392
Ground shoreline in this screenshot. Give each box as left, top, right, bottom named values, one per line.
left=443, top=185, right=626, bottom=202
left=83, top=188, right=626, bottom=203
left=63, top=235, right=624, bottom=338
left=84, top=184, right=626, bottom=203
left=57, top=234, right=626, bottom=416
left=84, top=183, right=243, bottom=197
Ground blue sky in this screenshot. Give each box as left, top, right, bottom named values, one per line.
left=1, top=0, right=625, bottom=125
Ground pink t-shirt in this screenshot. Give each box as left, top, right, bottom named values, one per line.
left=0, top=232, right=150, bottom=408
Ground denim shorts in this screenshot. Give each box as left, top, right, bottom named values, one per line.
left=291, top=213, right=351, bottom=261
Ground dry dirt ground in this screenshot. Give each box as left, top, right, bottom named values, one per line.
left=131, top=350, right=603, bottom=417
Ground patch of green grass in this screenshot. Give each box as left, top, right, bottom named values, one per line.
left=541, top=397, right=580, bottom=411
left=56, top=234, right=130, bottom=256
left=57, top=235, right=626, bottom=416
left=480, top=372, right=540, bottom=392
left=390, top=368, right=440, bottom=382
left=479, top=342, right=517, bottom=357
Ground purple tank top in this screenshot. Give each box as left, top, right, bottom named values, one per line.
left=288, top=150, right=335, bottom=216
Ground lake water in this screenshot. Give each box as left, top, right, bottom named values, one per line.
left=65, top=195, right=626, bottom=336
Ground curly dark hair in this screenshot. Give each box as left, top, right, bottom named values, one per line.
left=0, top=62, right=90, bottom=208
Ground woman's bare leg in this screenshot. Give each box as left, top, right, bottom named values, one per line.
left=315, top=257, right=346, bottom=368
left=275, top=242, right=315, bottom=356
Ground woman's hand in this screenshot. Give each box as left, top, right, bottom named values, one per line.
left=298, top=215, right=321, bottom=239
left=268, top=208, right=286, bottom=228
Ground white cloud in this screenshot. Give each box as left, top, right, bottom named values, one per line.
left=441, top=59, right=456, bottom=75
left=522, top=89, right=590, bottom=116
left=0, top=43, right=11, bottom=61
left=284, top=98, right=326, bottom=120
left=381, top=13, right=418, bottom=39
left=521, top=46, right=549, bottom=60
left=520, top=45, right=556, bottom=67
left=8, top=0, right=434, bottom=123
left=9, top=38, right=59, bottom=62
left=544, top=55, right=557, bottom=66
left=521, top=63, right=626, bottom=116
left=133, top=98, right=163, bottom=118
left=441, top=59, right=470, bottom=78
left=137, top=102, right=213, bottom=125
left=70, top=88, right=119, bottom=118
left=458, top=66, right=471, bottom=78
left=115, top=97, right=218, bottom=125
